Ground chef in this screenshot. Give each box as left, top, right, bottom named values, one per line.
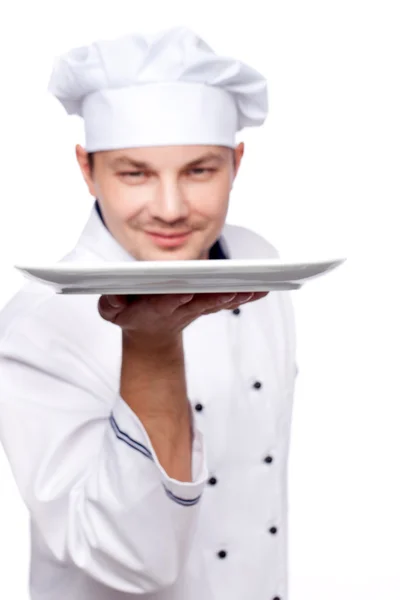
left=0, top=26, right=298, bottom=600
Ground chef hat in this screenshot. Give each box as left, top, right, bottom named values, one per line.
left=48, top=26, right=268, bottom=151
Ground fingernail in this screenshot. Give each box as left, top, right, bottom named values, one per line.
left=107, top=296, right=121, bottom=308
left=219, top=294, right=235, bottom=303
left=179, top=294, right=194, bottom=303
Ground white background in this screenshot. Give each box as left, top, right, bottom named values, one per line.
left=0, top=1, right=399, bottom=598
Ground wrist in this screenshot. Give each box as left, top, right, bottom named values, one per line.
left=122, top=329, right=183, bottom=357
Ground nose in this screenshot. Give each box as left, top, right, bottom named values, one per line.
left=148, top=176, right=189, bottom=223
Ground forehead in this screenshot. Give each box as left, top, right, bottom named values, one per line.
left=98, top=145, right=232, bottom=168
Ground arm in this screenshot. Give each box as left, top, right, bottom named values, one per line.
left=0, top=324, right=207, bottom=594
left=0, top=290, right=263, bottom=593
left=120, top=331, right=193, bottom=482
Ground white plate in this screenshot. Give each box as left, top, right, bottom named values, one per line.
left=15, top=257, right=346, bottom=295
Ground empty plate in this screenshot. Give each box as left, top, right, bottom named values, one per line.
left=15, top=257, right=346, bottom=295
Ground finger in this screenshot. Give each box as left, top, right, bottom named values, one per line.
left=242, top=291, right=269, bottom=305
left=176, top=291, right=270, bottom=321
left=226, top=291, right=270, bottom=309
left=112, top=293, right=195, bottom=329
left=249, top=291, right=269, bottom=301
left=106, top=294, right=131, bottom=309
left=215, top=292, right=254, bottom=312
left=98, top=295, right=127, bottom=322
left=146, top=293, right=195, bottom=316
left=206, top=291, right=268, bottom=313
left=175, top=293, right=236, bottom=318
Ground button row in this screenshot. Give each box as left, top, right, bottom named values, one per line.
left=194, top=379, right=263, bottom=414
left=207, top=454, right=273, bottom=487
left=200, top=305, right=280, bottom=598
left=195, top=404, right=273, bottom=463
left=208, top=457, right=273, bottom=486
left=217, top=528, right=279, bottom=559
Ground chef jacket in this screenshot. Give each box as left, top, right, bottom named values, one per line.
left=0, top=203, right=298, bottom=600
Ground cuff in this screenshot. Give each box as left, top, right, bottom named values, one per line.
left=111, top=395, right=208, bottom=506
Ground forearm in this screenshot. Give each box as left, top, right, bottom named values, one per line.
left=120, top=332, right=193, bottom=482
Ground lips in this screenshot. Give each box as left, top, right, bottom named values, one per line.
left=146, top=230, right=192, bottom=248
left=146, top=231, right=191, bottom=238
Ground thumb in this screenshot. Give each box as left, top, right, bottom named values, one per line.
left=98, top=295, right=125, bottom=321
left=106, top=295, right=125, bottom=308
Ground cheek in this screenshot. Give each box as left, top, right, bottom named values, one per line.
left=190, top=178, right=230, bottom=219
left=202, top=199, right=229, bottom=223
left=97, top=177, right=148, bottom=220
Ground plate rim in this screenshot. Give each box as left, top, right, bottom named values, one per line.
left=15, top=256, right=347, bottom=274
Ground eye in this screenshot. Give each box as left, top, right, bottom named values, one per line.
left=187, top=168, right=216, bottom=176
left=119, top=171, right=146, bottom=178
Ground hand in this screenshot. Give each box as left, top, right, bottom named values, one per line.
left=98, top=291, right=269, bottom=348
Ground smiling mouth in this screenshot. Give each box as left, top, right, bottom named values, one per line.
left=146, top=231, right=192, bottom=248
left=146, top=231, right=192, bottom=237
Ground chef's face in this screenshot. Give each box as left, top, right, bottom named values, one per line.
left=76, top=143, right=244, bottom=261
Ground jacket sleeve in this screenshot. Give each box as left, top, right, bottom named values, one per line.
left=0, top=321, right=208, bottom=594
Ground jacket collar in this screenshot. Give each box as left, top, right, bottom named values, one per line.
left=75, top=203, right=134, bottom=262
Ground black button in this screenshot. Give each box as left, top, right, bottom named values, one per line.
left=253, top=381, right=262, bottom=390
left=208, top=476, right=218, bottom=486
left=194, top=403, right=203, bottom=412
left=272, top=597, right=281, bottom=600
left=217, top=550, right=227, bottom=559
left=233, top=308, right=241, bottom=315
left=264, top=455, right=274, bottom=464
left=269, top=526, right=278, bottom=535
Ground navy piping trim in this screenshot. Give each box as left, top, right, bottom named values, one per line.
left=109, top=414, right=153, bottom=461
left=163, top=485, right=202, bottom=507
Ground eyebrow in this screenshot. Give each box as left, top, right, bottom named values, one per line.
left=109, top=152, right=226, bottom=170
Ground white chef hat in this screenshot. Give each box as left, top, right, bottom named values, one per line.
left=48, top=26, right=268, bottom=151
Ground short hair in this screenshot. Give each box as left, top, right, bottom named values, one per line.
left=88, top=152, right=95, bottom=174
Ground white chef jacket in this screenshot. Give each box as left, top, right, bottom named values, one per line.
left=0, top=204, right=298, bottom=600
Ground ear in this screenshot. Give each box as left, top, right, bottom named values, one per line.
left=233, top=142, right=245, bottom=178
left=75, top=144, right=96, bottom=197
left=230, top=142, right=245, bottom=190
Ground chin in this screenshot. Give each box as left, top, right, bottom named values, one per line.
left=148, top=251, right=202, bottom=262
left=137, top=246, right=204, bottom=262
